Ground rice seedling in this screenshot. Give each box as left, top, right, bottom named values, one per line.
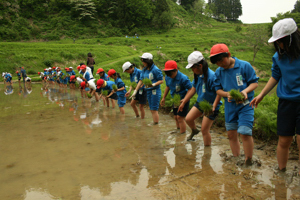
left=131, top=82, right=137, bottom=89
left=142, top=78, right=152, bottom=87
left=199, top=100, right=213, bottom=116
left=229, top=89, right=245, bottom=103
left=102, top=90, right=108, bottom=96
left=87, top=93, right=92, bottom=98
left=173, top=93, right=181, bottom=107
left=112, top=84, right=117, bottom=91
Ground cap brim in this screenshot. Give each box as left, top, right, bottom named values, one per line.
left=163, top=68, right=175, bottom=71
left=186, top=63, right=193, bottom=69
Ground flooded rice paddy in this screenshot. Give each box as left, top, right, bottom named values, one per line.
left=0, top=82, right=299, bottom=200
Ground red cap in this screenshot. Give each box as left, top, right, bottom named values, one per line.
left=38, top=72, right=41, bottom=74
left=97, top=79, right=104, bottom=89
left=107, top=69, right=116, bottom=77
left=22, top=67, right=24, bottom=69
left=70, top=75, right=76, bottom=81
left=52, top=66, right=56, bottom=69
left=44, top=69, right=47, bottom=71
left=77, top=65, right=80, bottom=70
left=16, top=71, right=19, bottom=73
left=163, top=60, right=177, bottom=71
left=65, top=68, right=69, bottom=71
left=80, top=65, right=87, bottom=70
left=80, top=82, right=86, bottom=89
left=97, top=68, right=104, bottom=74
left=210, top=44, right=229, bottom=57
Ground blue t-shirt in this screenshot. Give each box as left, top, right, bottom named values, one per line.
left=101, top=73, right=110, bottom=81
left=214, top=57, right=259, bottom=102
left=140, top=64, right=163, bottom=91
left=165, top=70, right=192, bottom=99
left=102, top=81, right=115, bottom=92
left=81, top=71, right=91, bottom=81
left=130, top=68, right=144, bottom=90
left=272, top=52, right=300, bottom=102
left=115, top=77, right=127, bottom=96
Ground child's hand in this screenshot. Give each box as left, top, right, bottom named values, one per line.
left=241, top=90, right=248, bottom=100
left=125, top=92, right=130, bottom=97
left=178, top=100, right=185, bottom=112
left=227, top=92, right=232, bottom=102
left=160, top=98, right=165, bottom=107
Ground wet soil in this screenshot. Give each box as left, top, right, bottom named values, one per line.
left=0, top=83, right=299, bottom=200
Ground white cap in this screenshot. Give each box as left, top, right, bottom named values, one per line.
left=69, top=67, right=73, bottom=69
left=268, top=18, right=298, bottom=43
left=186, top=51, right=204, bottom=69
left=140, top=53, right=153, bottom=60
left=122, top=61, right=132, bottom=72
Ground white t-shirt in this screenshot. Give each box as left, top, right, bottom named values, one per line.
left=79, top=67, right=93, bottom=79
left=88, top=79, right=96, bottom=90
left=76, top=77, right=83, bottom=84
left=25, top=77, right=31, bottom=81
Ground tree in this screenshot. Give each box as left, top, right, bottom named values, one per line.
left=246, top=25, right=269, bottom=62
left=292, top=0, right=300, bottom=13
left=191, top=0, right=206, bottom=19
left=71, top=0, right=97, bottom=21
left=180, top=0, right=195, bottom=10
left=207, top=0, right=242, bottom=21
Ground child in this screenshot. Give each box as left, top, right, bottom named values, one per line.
left=85, top=79, right=99, bottom=100
left=16, top=71, right=21, bottom=85
left=131, top=53, right=164, bottom=124
left=161, top=60, right=192, bottom=134
left=107, top=69, right=127, bottom=114
left=96, top=79, right=118, bottom=108
left=123, top=61, right=147, bottom=118
left=250, top=18, right=300, bottom=172
left=179, top=51, right=222, bottom=144
left=96, top=68, right=109, bottom=105
left=210, top=43, right=259, bottom=164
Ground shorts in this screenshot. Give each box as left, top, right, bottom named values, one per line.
left=133, top=89, right=147, bottom=105
left=108, top=92, right=118, bottom=100
left=69, top=81, right=75, bottom=84
left=194, top=102, right=219, bottom=120
left=277, top=98, right=300, bottom=136
left=96, top=88, right=101, bottom=93
left=118, top=95, right=126, bottom=107
left=18, top=77, right=21, bottom=81
left=224, top=99, right=254, bottom=136
left=173, top=100, right=190, bottom=117
left=6, top=78, right=11, bottom=82
left=147, top=88, right=161, bottom=111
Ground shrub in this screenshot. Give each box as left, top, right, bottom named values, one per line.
left=43, top=60, right=54, bottom=67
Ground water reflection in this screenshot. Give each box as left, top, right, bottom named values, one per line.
left=0, top=83, right=299, bottom=199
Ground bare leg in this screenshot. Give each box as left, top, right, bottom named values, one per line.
left=174, top=116, right=179, bottom=129
left=111, top=99, right=115, bottom=108
left=186, top=107, right=202, bottom=140
left=228, top=130, right=240, bottom=156
left=119, top=107, right=125, bottom=114
left=201, top=116, right=214, bottom=146
left=130, top=99, right=139, bottom=117
left=151, top=110, right=159, bottom=124
left=240, top=135, right=254, bottom=162
left=139, top=104, right=145, bottom=119
left=177, top=115, right=186, bottom=134
left=277, top=136, right=293, bottom=170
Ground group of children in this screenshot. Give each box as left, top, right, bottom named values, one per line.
left=5, top=18, right=299, bottom=172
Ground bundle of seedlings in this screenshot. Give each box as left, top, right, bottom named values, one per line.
left=199, top=100, right=213, bottom=116
left=142, top=78, right=152, bottom=88
left=102, top=90, right=108, bottom=96
left=79, top=74, right=83, bottom=79
left=229, top=89, right=245, bottom=104
left=173, top=94, right=181, bottom=108
left=86, top=93, right=92, bottom=98
left=131, top=82, right=137, bottom=90
left=112, top=84, right=118, bottom=92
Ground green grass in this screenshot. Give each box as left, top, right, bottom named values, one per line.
left=131, top=82, right=137, bottom=89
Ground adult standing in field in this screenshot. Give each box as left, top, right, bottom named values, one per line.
left=123, top=62, right=147, bottom=119
left=131, top=53, right=163, bottom=125
left=178, top=51, right=222, bottom=143
left=20, top=67, right=27, bottom=83
left=250, top=18, right=300, bottom=173
left=87, top=53, right=95, bottom=75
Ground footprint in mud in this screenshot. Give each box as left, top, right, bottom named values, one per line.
left=219, top=152, right=262, bottom=167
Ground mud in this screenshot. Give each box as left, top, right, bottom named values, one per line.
left=0, top=83, right=299, bottom=200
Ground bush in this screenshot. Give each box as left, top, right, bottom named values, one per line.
left=43, top=60, right=54, bottom=67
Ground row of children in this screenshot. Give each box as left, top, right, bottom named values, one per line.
left=3, top=67, right=30, bottom=86
left=87, top=18, right=300, bottom=170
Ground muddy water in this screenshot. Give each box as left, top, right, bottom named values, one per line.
left=0, top=83, right=299, bottom=200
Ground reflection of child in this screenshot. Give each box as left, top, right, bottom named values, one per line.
left=250, top=18, right=300, bottom=172
left=107, top=69, right=127, bottom=114
left=123, top=62, right=147, bottom=118
left=161, top=60, right=192, bottom=134
left=210, top=44, right=259, bottom=164
left=179, top=51, right=222, bottom=143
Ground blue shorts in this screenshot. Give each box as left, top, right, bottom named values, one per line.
left=224, top=98, right=254, bottom=136
left=194, top=102, right=219, bottom=120
left=133, top=89, right=147, bottom=105
left=277, top=98, right=300, bottom=136
left=118, top=95, right=126, bottom=107
left=147, top=88, right=161, bottom=111
left=6, top=78, right=11, bottom=82
left=174, top=100, right=190, bottom=117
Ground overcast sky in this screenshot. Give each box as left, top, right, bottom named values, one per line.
left=204, top=0, right=296, bottom=24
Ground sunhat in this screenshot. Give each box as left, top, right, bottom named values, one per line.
left=186, top=51, right=204, bottom=69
